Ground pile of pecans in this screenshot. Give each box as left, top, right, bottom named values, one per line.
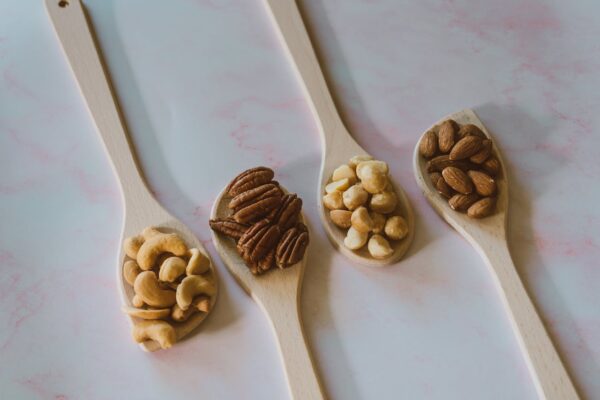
left=419, top=120, right=501, bottom=218
left=209, top=167, right=309, bottom=275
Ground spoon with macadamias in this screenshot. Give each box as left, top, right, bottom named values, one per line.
left=45, top=0, right=218, bottom=352
left=414, top=109, right=579, bottom=400
left=209, top=167, right=324, bottom=400
left=264, top=0, right=414, bottom=266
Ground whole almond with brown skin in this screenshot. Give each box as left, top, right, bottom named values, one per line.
left=470, top=139, right=492, bottom=164
left=482, top=157, right=500, bottom=176
left=457, top=124, right=486, bottom=139
left=426, top=155, right=475, bottom=173
left=429, top=172, right=442, bottom=184
left=467, top=197, right=495, bottom=218
left=435, top=176, right=454, bottom=198
left=449, top=136, right=484, bottom=160
left=448, top=193, right=479, bottom=211
left=419, top=129, right=438, bottom=158
left=438, top=119, right=457, bottom=153
left=442, top=167, right=473, bottom=194
left=468, top=170, right=496, bottom=196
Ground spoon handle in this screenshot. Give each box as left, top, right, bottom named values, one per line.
left=264, top=0, right=354, bottom=152
left=260, top=298, right=325, bottom=400
left=45, top=0, right=151, bottom=204
left=479, top=241, right=580, bottom=399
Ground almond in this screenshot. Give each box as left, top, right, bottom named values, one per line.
left=468, top=170, right=496, bottom=196
left=442, top=167, right=473, bottom=194
left=449, top=136, right=484, bottom=160
left=426, top=155, right=475, bottom=173
left=457, top=124, right=486, bottom=139
left=435, top=175, right=454, bottom=198
left=448, top=193, right=479, bottom=211
left=470, top=139, right=492, bottom=164
left=438, top=119, right=457, bottom=153
left=482, top=157, right=500, bottom=176
left=429, top=172, right=442, bottom=184
left=419, top=129, right=438, bottom=158
left=467, top=197, right=495, bottom=218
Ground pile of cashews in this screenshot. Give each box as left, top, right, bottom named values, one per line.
left=122, top=227, right=216, bottom=350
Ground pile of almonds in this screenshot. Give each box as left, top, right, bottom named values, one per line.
left=419, top=120, right=501, bottom=218
left=209, top=167, right=309, bottom=275
left=323, top=155, right=408, bottom=259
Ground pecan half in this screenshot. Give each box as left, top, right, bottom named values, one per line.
left=229, top=183, right=283, bottom=212
left=268, top=193, right=302, bottom=231
left=276, top=223, right=309, bottom=269
left=251, top=248, right=276, bottom=275
left=233, top=195, right=282, bottom=224
left=209, top=218, right=249, bottom=240
left=237, top=220, right=281, bottom=263
left=226, top=167, right=274, bottom=197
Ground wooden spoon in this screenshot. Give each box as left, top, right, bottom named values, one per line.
left=211, top=187, right=324, bottom=400
left=45, top=0, right=218, bottom=352
left=413, top=109, right=579, bottom=399
left=264, top=0, right=414, bottom=266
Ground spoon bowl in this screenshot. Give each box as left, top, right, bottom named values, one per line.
left=413, top=109, right=579, bottom=400
left=211, top=185, right=324, bottom=400
left=45, top=0, right=218, bottom=352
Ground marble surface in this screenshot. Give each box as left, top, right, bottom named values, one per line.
left=1, top=0, right=599, bottom=399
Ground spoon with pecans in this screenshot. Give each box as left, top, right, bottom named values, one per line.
left=45, top=0, right=218, bottom=351
left=210, top=167, right=325, bottom=400
left=263, top=0, right=414, bottom=266
left=413, top=109, right=579, bottom=400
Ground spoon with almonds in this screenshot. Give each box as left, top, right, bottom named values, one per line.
left=264, top=0, right=414, bottom=266
left=45, top=0, right=218, bottom=351
left=413, top=109, right=579, bottom=400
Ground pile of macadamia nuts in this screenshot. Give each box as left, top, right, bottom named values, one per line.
left=121, top=227, right=217, bottom=350
left=323, top=156, right=409, bottom=259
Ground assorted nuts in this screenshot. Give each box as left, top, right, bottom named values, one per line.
left=323, top=156, right=409, bottom=259
left=419, top=120, right=501, bottom=218
left=210, top=166, right=309, bottom=275
left=122, top=227, right=216, bottom=350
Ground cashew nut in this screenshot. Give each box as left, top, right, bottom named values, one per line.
left=171, top=297, right=211, bottom=322
left=371, top=212, right=386, bottom=234
left=123, top=235, right=144, bottom=259
left=325, top=178, right=351, bottom=194
left=123, top=260, right=142, bottom=286
left=122, top=306, right=170, bottom=320
left=348, top=154, right=373, bottom=169
left=351, top=206, right=374, bottom=233
left=370, top=191, right=397, bottom=214
left=134, top=271, right=177, bottom=308
left=332, top=164, right=357, bottom=184
left=176, top=275, right=216, bottom=310
left=132, top=320, right=176, bottom=349
left=136, top=232, right=188, bottom=270
left=158, top=257, right=186, bottom=282
left=323, top=191, right=344, bottom=210
left=330, top=210, right=352, bottom=229
left=343, top=184, right=368, bottom=210
left=142, top=226, right=163, bottom=240
left=132, top=295, right=145, bottom=308
left=186, top=248, right=210, bottom=275
left=384, top=215, right=408, bottom=240
left=344, top=226, right=368, bottom=250
left=368, top=234, right=393, bottom=259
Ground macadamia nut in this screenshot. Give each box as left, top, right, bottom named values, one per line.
left=371, top=212, right=386, bottom=234
left=351, top=206, right=374, bottom=233
left=332, top=164, right=357, bottom=184
left=368, top=235, right=393, bottom=259
left=370, top=191, right=397, bottom=214
left=330, top=210, right=352, bottom=228
left=323, top=191, right=344, bottom=210
left=344, top=227, right=368, bottom=250
left=343, top=184, right=368, bottom=210
left=385, top=216, right=408, bottom=240
left=349, top=155, right=373, bottom=169
left=325, top=178, right=351, bottom=194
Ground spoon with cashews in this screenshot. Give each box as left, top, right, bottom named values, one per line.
left=414, top=109, right=579, bottom=400
left=264, top=0, right=414, bottom=265
left=44, top=0, right=218, bottom=351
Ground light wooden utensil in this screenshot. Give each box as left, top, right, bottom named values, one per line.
left=264, top=0, right=414, bottom=266
left=45, top=0, right=218, bottom=352
left=413, top=109, right=579, bottom=400
left=211, top=188, right=324, bottom=400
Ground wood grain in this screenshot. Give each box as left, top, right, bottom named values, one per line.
left=264, top=0, right=414, bottom=266
left=44, top=0, right=218, bottom=352
left=413, top=109, right=580, bottom=400
left=211, top=188, right=325, bottom=400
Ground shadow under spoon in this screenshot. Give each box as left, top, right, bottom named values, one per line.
left=45, top=0, right=218, bottom=351
left=263, top=0, right=414, bottom=266
left=413, top=108, right=579, bottom=399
